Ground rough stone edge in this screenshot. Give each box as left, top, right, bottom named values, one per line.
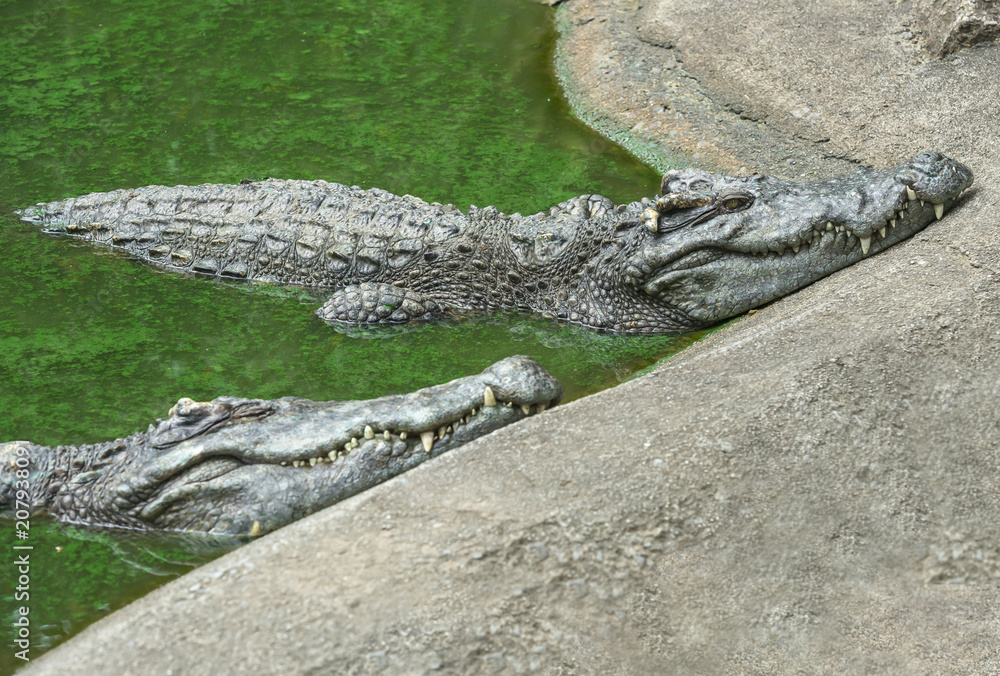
left=553, top=1, right=855, bottom=179
left=553, top=11, right=681, bottom=173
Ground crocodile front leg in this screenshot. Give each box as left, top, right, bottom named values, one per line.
left=316, top=283, right=451, bottom=325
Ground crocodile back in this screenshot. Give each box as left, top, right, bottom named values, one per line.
left=23, top=179, right=475, bottom=287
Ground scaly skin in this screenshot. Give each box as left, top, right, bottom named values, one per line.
left=0, top=356, right=562, bottom=535
left=18, top=152, right=972, bottom=333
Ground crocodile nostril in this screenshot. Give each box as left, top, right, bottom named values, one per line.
left=895, top=168, right=921, bottom=186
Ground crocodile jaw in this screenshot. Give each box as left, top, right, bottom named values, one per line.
left=118, top=356, right=561, bottom=534
left=646, top=193, right=964, bottom=323
left=636, top=152, right=973, bottom=326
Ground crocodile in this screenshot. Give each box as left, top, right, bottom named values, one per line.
left=0, top=356, right=561, bottom=535
left=18, top=151, right=972, bottom=333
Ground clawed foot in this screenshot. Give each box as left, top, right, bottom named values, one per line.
left=316, top=283, right=449, bottom=325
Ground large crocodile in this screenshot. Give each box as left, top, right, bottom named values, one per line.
left=19, top=151, right=972, bottom=333
left=0, top=356, right=561, bottom=535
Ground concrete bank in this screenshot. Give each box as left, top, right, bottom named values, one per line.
left=26, top=1, right=1000, bottom=673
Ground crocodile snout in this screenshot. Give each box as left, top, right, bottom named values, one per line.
left=894, top=151, right=973, bottom=204
left=482, top=355, right=563, bottom=408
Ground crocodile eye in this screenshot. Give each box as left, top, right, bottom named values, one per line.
left=718, top=191, right=754, bottom=212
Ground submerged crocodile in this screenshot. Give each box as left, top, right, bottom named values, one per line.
left=19, top=151, right=972, bottom=333
left=0, top=356, right=561, bottom=535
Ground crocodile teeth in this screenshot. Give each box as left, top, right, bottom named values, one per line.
left=483, top=387, right=496, bottom=407
left=826, top=222, right=834, bottom=231
left=879, top=227, right=886, bottom=238
left=400, top=431, right=407, bottom=440
left=792, top=243, right=800, bottom=254
left=919, top=200, right=925, bottom=208
left=889, top=218, right=896, bottom=228
left=934, top=203, right=944, bottom=220
left=383, top=430, right=391, bottom=440
left=897, top=210, right=905, bottom=221
left=860, top=235, right=871, bottom=255
left=521, top=404, right=531, bottom=415
left=537, top=403, right=547, bottom=413
left=906, top=187, right=917, bottom=201
left=364, top=425, right=374, bottom=439
left=421, top=431, right=435, bottom=453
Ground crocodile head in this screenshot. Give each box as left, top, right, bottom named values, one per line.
left=0, top=356, right=562, bottom=535
left=621, top=151, right=973, bottom=327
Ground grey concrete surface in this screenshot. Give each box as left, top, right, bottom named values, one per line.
left=24, top=0, right=1000, bottom=673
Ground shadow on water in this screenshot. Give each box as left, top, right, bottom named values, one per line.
left=0, top=0, right=690, bottom=668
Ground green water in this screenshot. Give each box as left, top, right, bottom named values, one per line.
left=0, top=0, right=697, bottom=668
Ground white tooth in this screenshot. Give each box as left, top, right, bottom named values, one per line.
left=919, top=199, right=925, bottom=208
left=521, top=404, right=531, bottom=415
left=438, top=425, right=447, bottom=439
left=351, top=437, right=358, bottom=445
left=383, top=430, right=391, bottom=440
left=505, top=401, right=513, bottom=408
left=483, top=387, right=496, bottom=407
left=890, top=218, right=896, bottom=228
left=792, top=243, right=800, bottom=254
left=310, top=457, right=318, bottom=466
left=281, top=461, right=288, bottom=466
left=826, top=222, right=834, bottom=231
left=906, top=187, right=917, bottom=201
left=328, top=451, right=336, bottom=460
left=421, top=431, right=435, bottom=452
left=537, top=403, right=547, bottom=413
left=879, top=227, right=886, bottom=238
left=364, top=425, right=374, bottom=439
left=471, top=408, right=478, bottom=416
left=836, top=225, right=844, bottom=233
left=934, top=203, right=944, bottom=220
left=400, top=431, right=407, bottom=440
left=860, top=235, right=871, bottom=254
left=293, top=460, right=301, bottom=468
